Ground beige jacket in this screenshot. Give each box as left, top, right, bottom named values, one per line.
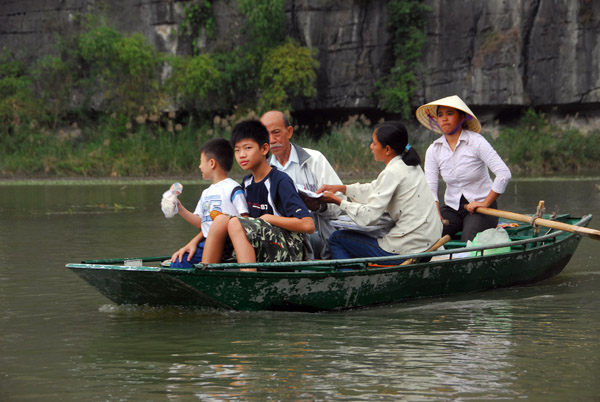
left=341, top=156, right=443, bottom=255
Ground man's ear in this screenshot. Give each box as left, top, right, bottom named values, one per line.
left=209, top=158, right=217, bottom=169
left=261, top=142, right=270, bottom=156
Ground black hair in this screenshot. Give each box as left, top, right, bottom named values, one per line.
left=373, top=121, right=421, bottom=166
left=230, top=120, right=269, bottom=150
left=200, top=138, right=234, bottom=172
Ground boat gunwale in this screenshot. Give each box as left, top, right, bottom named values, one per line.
left=65, top=215, right=592, bottom=274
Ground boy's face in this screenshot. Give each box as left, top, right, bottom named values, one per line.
left=233, top=139, right=269, bottom=171
left=198, top=152, right=213, bottom=180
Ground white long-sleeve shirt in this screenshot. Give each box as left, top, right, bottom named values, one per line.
left=270, top=143, right=343, bottom=259
left=341, top=156, right=442, bottom=255
left=424, top=129, right=512, bottom=211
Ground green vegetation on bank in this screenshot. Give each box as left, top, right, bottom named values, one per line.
left=1, top=108, right=599, bottom=178
left=1, top=2, right=599, bottom=178
left=374, top=0, right=429, bottom=118
left=0, top=1, right=321, bottom=177
left=0, top=111, right=382, bottom=178
left=494, top=110, right=600, bottom=174
left=0, top=0, right=433, bottom=178
left=0, top=2, right=319, bottom=127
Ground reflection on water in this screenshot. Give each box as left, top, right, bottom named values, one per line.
left=54, top=301, right=523, bottom=401
left=1, top=180, right=599, bottom=401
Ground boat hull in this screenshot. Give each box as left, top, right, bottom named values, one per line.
left=168, top=233, right=579, bottom=311
left=68, top=226, right=584, bottom=312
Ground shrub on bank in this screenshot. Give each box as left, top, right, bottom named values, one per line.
left=0, top=49, right=39, bottom=129
left=1, top=109, right=599, bottom=178
left=0, top=113, right=375, bottom=178
left=494, top=110, right=600, bottom=173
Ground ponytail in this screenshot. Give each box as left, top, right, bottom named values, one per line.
left=402, top=143, right=422, bottom=167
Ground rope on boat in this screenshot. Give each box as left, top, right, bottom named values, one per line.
left=532, top=201, right=545, bottom=235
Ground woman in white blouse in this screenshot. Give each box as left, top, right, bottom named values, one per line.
left=317, top=121, right=442, bottom=261
left=416, top=95, right=512, bottom=241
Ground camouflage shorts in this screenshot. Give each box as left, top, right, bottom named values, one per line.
left=235, top=216, right=305, bottom=262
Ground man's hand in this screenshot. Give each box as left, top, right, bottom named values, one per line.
left=299, top=192, right=321, bottom=211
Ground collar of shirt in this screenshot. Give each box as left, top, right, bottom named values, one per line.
left=270, top=144, right=300, bottom=171
left=434, top=129, right=471, bottom=151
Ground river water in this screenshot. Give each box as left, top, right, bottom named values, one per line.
left=1, top=179, right=599, bottom=401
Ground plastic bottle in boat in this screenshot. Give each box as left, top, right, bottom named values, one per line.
left=161, top=182, right=183, bottom=218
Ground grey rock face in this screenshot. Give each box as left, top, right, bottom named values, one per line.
left=287, top=0, right=393, bottom=110
left=419, top=0, right=600, bottom=110
left=1, top=0, right=598, bottom=113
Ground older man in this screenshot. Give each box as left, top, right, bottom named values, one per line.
left=260, top=110, right=343, bottom=259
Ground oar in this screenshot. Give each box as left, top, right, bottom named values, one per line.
left=400, top=234, right=452, bottom=266
left=474, top=207, right=600, bottom=241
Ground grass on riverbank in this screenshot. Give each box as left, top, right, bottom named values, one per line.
left=1, top=110, right=599, bottom=179
left=0, top=113, right=397, bottom=179
left=494, top=109, right=600, bottom=174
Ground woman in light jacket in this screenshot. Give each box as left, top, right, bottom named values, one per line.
left=317, top=121, right=442, bottom=260
left=416, top=95, right=512, bottom=241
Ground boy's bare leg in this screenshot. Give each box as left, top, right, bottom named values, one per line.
left=228, top=217, right=257, bottom=270
left=201, top=214, right=230, bottom=264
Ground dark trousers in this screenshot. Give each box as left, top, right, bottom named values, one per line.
left=440, top=195, right=498, bottom=242
left=170, top=241, right=205, bottom=268
left=329, top=230, right=405, bottom=264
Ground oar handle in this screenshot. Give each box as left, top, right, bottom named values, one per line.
left=475, top=207, right=600, bottom=241
left=400, top=235, right=452, bottom=266
left=427, top=234, right=452, bottom=251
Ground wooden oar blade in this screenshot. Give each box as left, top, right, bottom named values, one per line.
left=572, top=227, right=600, bottom=241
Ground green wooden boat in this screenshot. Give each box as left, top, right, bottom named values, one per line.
left=66, top=214, right=592, bottom=312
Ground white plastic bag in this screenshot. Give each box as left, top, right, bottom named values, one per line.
left=467, top=227, right=511, bottom=256
left=161, top=183, right=183, bottom=218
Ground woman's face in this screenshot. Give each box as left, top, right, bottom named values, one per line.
left=370, top=131, right=389, bottom=162
left=436, top=106, right=462, bottom=135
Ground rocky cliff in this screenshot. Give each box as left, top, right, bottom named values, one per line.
left=1, top=0, right=599, bottom=122
left=420, top=0, right=600, bottom=119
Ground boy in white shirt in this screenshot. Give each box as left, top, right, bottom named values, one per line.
left=170, top=138, right=248, bottom=267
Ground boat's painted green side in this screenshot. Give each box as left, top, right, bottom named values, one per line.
left=67, top=215, right=591, bottom=312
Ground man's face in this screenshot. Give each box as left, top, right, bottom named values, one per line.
left=260, top=112, right=293, bottom=161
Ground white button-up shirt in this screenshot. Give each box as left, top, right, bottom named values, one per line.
left=424, top=129, right=512, bottom=211
left=271, top=145, right=301, bottom=183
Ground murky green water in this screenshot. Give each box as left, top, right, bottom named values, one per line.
left=1, top=179, right=599, bottom=401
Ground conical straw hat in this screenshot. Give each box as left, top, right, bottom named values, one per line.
left=415, top=95, right=481, bottom=134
